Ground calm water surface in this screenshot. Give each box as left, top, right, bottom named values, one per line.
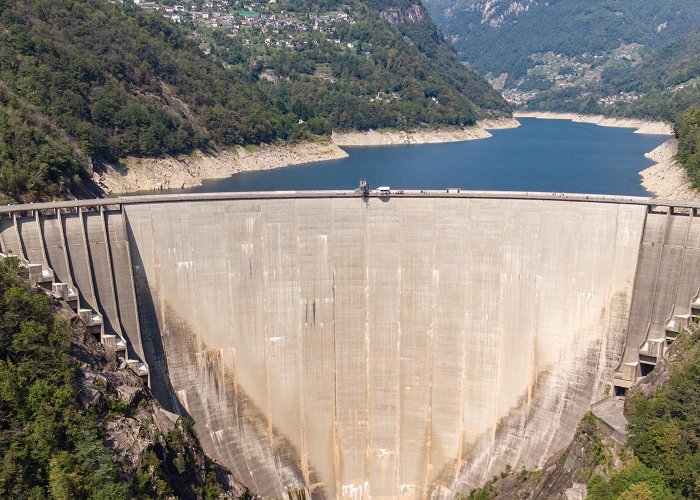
left=174, top=118, right=670, bottom=196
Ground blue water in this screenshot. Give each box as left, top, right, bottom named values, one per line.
left=176, top=118, right=671, bottom=196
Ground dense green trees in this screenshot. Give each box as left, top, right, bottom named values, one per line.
left=0, top=84, right=90, bottom=201
left=0, top=0, right=508, bottom=201
left=586, top=327, right=700, bottom=499
left=625, top=330, right=700, bottom=497
left=587, top=460, right=677, bottom=500
left=0, top=0, right=275, bottom=160
left=0, top=257, right=128, bottom=498
left=210, top=0, right=509, bottom=130
left=0, top=257, right=230, bottom=498
left=675, top=105, right=700, bottom=188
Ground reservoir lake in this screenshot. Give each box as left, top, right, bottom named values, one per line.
left=176, top=118, right=671, bottom=196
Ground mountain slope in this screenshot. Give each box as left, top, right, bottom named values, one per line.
left=0, top=0, right=508, bottom=201
left=523, top=27, right=700, bottom=121
left=180, top=0, right=510, bottom=125
left=424, top=0, right=700, bottom=83
left=423, top=0, right=700, bottom=120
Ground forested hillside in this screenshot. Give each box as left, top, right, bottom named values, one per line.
left=675, top=106, right=700, bottom=189
left=423, top=0, right=700, bottom=119
left=523, top=28, right=700, bottom=122
left=201, top=0, right=508, bottom=128
left=0, top=257, right=247, bottom=498
left=0, top=0, right=508, bottom=201
left=425, top=0, right=700, bottom=81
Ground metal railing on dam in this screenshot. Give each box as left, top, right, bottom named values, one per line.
left=1, top=191, right=699, bottom=499
left=2, top=189, right=700, bottom=213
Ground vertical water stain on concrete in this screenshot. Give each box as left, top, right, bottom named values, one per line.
left=156, top=300, right=309, bottom=497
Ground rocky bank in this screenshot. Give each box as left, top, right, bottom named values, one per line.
left=513, top=111, right=674, bottom=135
left=331, top=118, right=520, bottom=146
left=640, top=139, right=700, bottom=201
left=94, top=140, right=348, bottom=194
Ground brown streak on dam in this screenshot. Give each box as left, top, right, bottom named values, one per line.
left=1, top=191, right=699, bottom=498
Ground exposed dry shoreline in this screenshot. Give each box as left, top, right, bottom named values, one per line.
left=640, top=139, right=700, bottom=201
left=96, top=119, right=520, bottom=193
left=514, top=111, right=674, bottom=135
left=331, top=118, right=520, bottom=146
left=94, top=141, right=349, bottom=194
left=94, top=114, right=699, bottom=200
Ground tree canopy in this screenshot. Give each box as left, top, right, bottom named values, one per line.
left=0, top=0, right=508, bottom=201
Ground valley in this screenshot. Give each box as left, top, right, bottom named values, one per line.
left=2, top=1, right=700, bottom=498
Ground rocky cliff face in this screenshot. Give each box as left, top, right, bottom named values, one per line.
left=380, top=3, right=427, bottom=24
left=429, top=0, right=539, bottom=27
left=459, top=412, right=627, bottom=499
left=466, top=0, right=539, bottom=28
left=65, top=303, right=253, bottom=499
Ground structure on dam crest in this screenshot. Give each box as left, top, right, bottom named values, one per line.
left=1, top=191, right=699, bottom=499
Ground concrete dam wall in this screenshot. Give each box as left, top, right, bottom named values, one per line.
left=1, top=192, right=699, bottom=499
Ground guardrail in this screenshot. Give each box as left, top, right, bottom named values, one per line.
left=1, top=190, right=699, bottom=214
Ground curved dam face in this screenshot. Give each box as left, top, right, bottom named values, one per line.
left=126, top=195, right=644, bottom=498
left=2, top=192, right=699, bottom=498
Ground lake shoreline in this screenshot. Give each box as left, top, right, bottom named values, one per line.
left=640, top=139, right=700, bottom=201
left=95, top=119, right=520, bottom=193
left=331, top=118, right=520, bottom=146
left=513, top=111, right=673, bottom=135
left=514, top=111, right=700, bottom=200
left=92, top=116, right=695, bottom=198
left=93, top=140, right=349, bottom=194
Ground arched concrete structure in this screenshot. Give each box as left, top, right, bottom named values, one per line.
left=1, top=191, right=699, bottom=498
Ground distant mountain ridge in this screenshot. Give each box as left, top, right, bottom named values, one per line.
left=423, top=0, right=700, bottom=119
left=425, top=0, right=700, bottom=78
left=519, top=27, right=700, bottom=121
